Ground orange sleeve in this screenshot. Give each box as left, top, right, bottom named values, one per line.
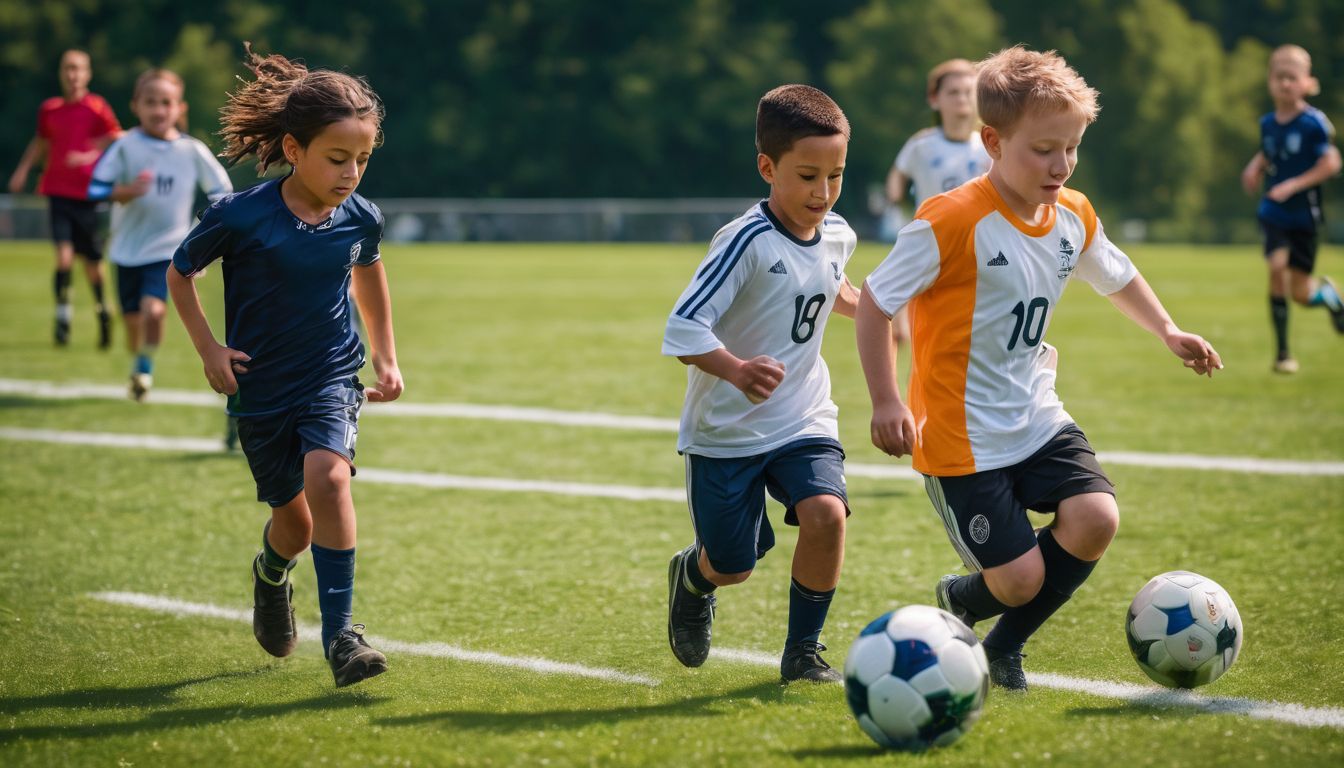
left=1057, top=188, right=1098, bottom=252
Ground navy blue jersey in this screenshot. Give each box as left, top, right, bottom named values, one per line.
left=1258, top=106, right=1336, bottom=230
left=172, top=176, right=383, bottom=416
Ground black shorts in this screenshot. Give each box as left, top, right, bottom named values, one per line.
left=48, top=196, right=103, bottom=260
left=1261, top=220, right=1318, bottom=273
left=923, top=424, right=1114, bottom=571
left=236, top=378, right=363, bottom=507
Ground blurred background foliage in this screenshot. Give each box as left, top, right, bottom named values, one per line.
left=2, top=0, right=1340, bottom=240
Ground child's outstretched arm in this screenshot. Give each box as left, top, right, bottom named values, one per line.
left=1240, top=151, right=1265, bottom=196
left=351, top=261, right=403, bottom=403
left=8, top=136, right=47, bottom=193
left=1266, top=145, right=1342, bottom=203
left=1106, top=273, right=1223, bottom=377
left=165, top=266, right=251, bottom=394
left=855, top=290, right=917, bottom=457
left=832, top=275, right=861, bottom=319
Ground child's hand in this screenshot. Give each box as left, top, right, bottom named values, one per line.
left=365, top=358, right=403, bottom=402
left=1240, top=164, right=1263, bottom=196
left=1266, top=180, right=1297, bottom=203
left=871, top=401, right=918, bottom=458
left=735, top=355, right=785, bottom=404
left=126, top=170, right=153, bottom=199
left=1164, top=331, right=1223, bottom=378
left=202, top=343, right=251, bottom=395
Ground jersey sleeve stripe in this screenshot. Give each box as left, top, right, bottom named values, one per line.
left=676, top=221, right=771, bottom=318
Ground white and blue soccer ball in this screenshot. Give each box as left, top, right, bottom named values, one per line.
left=1126, top=570, right=1243, bottom=689
left=843, top=604, right=989, bottom=751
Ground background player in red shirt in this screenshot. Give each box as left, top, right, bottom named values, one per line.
left=9, top=49, right=122, bottom=347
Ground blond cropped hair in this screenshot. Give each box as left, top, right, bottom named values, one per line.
left=926, top=58, right=976, bottom=99
left=1269, top=45, right=1320, bottom=97
left=976, top=46, right=1099, bottom=133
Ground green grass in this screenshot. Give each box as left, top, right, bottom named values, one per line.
left=1, top=240, right=1342, bottom=766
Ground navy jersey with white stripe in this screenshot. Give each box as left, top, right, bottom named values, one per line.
left=171, top=176, right=383, bottom=416
left=1258, top=106, right=1336, bottom=230
left=663, top=201, right=857, bottom=457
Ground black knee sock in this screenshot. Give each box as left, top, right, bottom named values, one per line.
left=54, top=270, right=72, bottom=305
left=785, top=578, right=835, bottom=648
left=682, top=545, right=716, bottom=595
left=950, top=571, right=1012, bottom=623
left=983, top=529, right=1097, bottom=655
left=1270, top=296, right=1289, bottom=359
left=91, top=279, right=105, bottom=312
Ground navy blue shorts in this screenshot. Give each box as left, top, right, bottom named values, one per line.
left=48, top=196, right=102, bottom=260
left=684, top=437, right=848, bottom=575
left=1261, top=219, right=1318, bottom=273
left=115, top=260, right=171, bottom=314
left=923, top=424, right=1114, bottom=571
left=236, top=378, right=364, bottom=507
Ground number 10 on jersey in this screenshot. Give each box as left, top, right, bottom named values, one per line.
left=1007, top=297, right=1050, bottom=350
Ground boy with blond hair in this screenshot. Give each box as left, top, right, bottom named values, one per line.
left=855, top=47, right=1222, bottom=690
left=663, top=84, right=860, bottom=683
left=1240, top=44, right=1343, bottom=374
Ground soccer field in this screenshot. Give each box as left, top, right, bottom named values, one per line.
left=1, top=239, right=1342, bottom=766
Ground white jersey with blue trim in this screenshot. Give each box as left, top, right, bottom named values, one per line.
left=89, top=128, right=232, bottom=266
left=894, top=127, right=992, bottom=207
left=663, top=201, right=857, bottom=457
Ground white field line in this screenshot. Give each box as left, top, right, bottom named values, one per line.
left=90, top=591, right=658, bottom=686
left=3, top=378, right=1342, bottom=477
left=716, top=647, right=1344, bottom=731
left=0, top=427, right=686, bottom=503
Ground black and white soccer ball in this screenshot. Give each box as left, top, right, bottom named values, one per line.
left=843, top=605, right=989, bottom=751
left=1126, top=570, right=1243, bottom=688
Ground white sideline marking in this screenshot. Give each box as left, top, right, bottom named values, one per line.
left=716, top=646, right=1344, bottom=730
left=91, top=591, right=658, bottom=686
left=4, top=377, right=1343, bottom=476
left=0, top=427, right=687, bottom=503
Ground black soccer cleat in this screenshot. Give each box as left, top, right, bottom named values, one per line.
left=935, top=574, right=978, bottom=629
left=97, top=309, right=112, bottom=350
left=328, top=624, right=388, bottom=687
left=1321, top=276, right=1344, bottom=334
left=54, top=317, right=70, bottom=346
left=252, top=553, right=297, bottom=658
left=780, top=641, right=843, bottom=684
left=667, top=545, right=715, bottom=668
left=986, top=647, right=1028, bottom=691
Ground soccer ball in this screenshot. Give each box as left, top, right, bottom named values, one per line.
left=843, top=605, right=989, bottom=751
left=1125, top=570, right=1243, bottom=688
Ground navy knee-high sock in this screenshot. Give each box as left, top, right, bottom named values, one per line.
left=310, top=542, right=355, bottom=657
left=785, top=578, right=835, bottom=648
left=1270, top=296, right=1289, bottom=359
left=983, top=529, right=1097, bottom=655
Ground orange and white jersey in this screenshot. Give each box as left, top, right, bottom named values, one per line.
left=864, top=176, right=1137, bottom=476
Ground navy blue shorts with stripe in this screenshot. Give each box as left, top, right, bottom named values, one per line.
left=236, top=377, right=363, bottom=507
left=684, top=437, right=847, bottom=575
left=923, top=424, right=1114, bottom=571
left=115, top=260, right=171, bottom=314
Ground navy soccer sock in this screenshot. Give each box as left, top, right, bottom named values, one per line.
left=682, top=545, right=717, bottom=595
left=1270, top=296, right=1289, bottom=359
left=785, top=577, right=835, bottom=648
left=310, top=542, right=356, bottom=658
left=984, top=529, right=1097, bottom=656
left=90, top=279, right=105, bottom=312
left=949, top=571, right=1012, bottom=623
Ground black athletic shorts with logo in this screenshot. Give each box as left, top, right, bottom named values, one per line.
left=922, top=424, right=1114, bottom=571
left=1261, top=219, right=1318, bottom=274
left=48, top=195, right=103, bottom=260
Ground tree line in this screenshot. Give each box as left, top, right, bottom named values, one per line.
left=2, top=0, right=1339, bottom=240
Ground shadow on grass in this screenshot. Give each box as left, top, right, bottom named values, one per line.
left=0, top=671, right=388, bottom=743
left=789, top=743, right=915, bottom=761
left=376, top=680, right=787, bottom=732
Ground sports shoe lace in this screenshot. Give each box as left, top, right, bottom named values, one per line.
left=676, top=591, right=715, bottom=628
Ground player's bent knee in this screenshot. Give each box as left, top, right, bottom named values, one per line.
left=795, top=495, right=847, bottom=535
left=707, top=567, right=752, bottom=587
left=985, top=551, right=1045, bottom=606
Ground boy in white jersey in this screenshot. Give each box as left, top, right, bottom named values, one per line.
left=663, top=85, right=860, bottom=683
left=855, top=47, right=1222, bottom=691
left=89, top=69, right=232, bottom=399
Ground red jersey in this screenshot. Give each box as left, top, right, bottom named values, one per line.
left=36, top=93, right=121, bottom=199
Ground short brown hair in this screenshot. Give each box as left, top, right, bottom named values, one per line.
left=133, top=68, right=188, bottom=131
left=976, top=46, right=1099, bottom=134
left=927, top=59, right=975, bottom=99
left=219, top=43, right=384, bottom=174
left=755, top=84, right=850, bottom=161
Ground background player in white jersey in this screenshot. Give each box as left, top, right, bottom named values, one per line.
left=88, top=68, right=232, bottom=400
left=662, top=84, right=860, bottom=683
left=855, top=47, right=1222, bottom=691
left=883, top=58, right=993, bottom=344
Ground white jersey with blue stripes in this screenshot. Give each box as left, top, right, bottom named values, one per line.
left=90, top=128, right=232, bottom=266
left=662, top=201, right=857, bottom=457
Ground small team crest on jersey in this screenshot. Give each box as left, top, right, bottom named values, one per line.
left=349, top=240, right=363, bottom=265
left=831, top=261, right=842, bottom=281
left=1057, top=237, right=1076, bottom=280
left=1286, top=132, right=1302, bottom=154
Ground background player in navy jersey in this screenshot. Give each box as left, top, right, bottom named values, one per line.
left=662, top=85, right=860, bottom=683
left=167, top=45, right=402, bottom=687
left=1240, top=44, right=1344, bottom=374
